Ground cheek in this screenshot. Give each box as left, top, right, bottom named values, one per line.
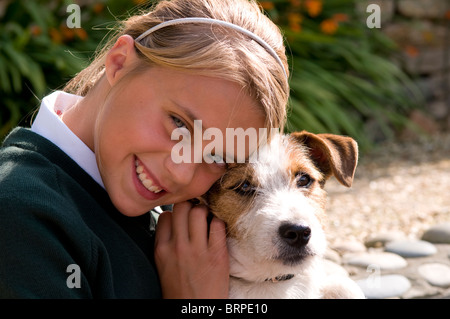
left=94, top=99, right=133, bottom=155
left=94, top=121, right=121, bottom=181
left=94, top=113, right=133, bottom=185
left=189, top=168, right=224, bottom=197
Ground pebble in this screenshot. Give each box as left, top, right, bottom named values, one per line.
left=356, top=275, right=411, bottom=299
left=421, top=223, right=450, bottom=244
left=384, top=239, right=437, bottom=258
left=327, top=224, right=450, bottom=298
left=364, top=231, right=406, bottom=248
left=418, top=263, right=450, bottom=288
left=331, top=240, right=366, bottom=255
left=343, top=252, right=408, bottom=270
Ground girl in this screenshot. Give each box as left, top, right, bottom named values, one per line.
left=0, top=0, right=289, bottom=298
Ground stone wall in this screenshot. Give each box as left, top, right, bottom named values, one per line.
left=361, top=0, right=450, bottom=134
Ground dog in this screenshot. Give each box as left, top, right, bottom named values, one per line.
left=202, top=131, right=365, bottom=298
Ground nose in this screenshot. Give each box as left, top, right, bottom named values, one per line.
left=167, top=161, right=198, bottom=186
left=278, top=223, right=311, bottom=248
left=164, top=152, right=199, bottom=186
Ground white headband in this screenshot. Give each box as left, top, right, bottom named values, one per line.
left=134, top=17, right=288, bottom=79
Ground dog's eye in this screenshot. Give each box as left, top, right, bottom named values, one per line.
left=233, top=180, right=256, bottom=196
left=296, top=173, right=313, bottom=188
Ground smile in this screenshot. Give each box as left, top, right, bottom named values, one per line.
left=135, top=158, right=164, bottom=194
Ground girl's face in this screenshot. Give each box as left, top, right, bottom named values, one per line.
left=95, top=66, right=265, bottom=216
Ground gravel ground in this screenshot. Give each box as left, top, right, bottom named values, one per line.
left=324, top=132, right=450, bottom=247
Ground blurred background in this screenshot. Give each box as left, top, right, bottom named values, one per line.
left=0, top=0, right=448, bottom=151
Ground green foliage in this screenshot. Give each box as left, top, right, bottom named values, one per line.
left=0, top=0, right=137, bottom=138
left=262, top=0, right=423, bottom=151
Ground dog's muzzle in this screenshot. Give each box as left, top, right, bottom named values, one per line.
left=278, top=223, right=311, bottom=247
left=276, top=222, right=314, bottom=265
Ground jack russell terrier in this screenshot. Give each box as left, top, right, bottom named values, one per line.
left=202, top=131, right=365, bottom=299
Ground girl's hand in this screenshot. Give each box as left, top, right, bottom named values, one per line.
left=154, top=201, right=229, bottom=298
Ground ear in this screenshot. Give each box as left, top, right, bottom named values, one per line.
left=290, top=131, right=358, bottom=187
left=105, top=35, right=139, bottom=86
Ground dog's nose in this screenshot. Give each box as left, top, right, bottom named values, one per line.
left=278, top=223, right=311, bottom=247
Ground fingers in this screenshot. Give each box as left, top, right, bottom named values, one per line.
left=188, top=205, right=209, bottom=248
left=160, top=202, right=210, bottom=243
left=154, top=210, right=172, bottom=244
left=170, top=202, right=207, bottom=243
left=208, top=216, right=227, bottom=251
left=157, top=202, right=224, bottom=247
left=207, top=217, right=229, bottom=283
left=171, top=202, right=191, bottom=242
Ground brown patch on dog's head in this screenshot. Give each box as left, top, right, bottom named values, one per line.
left=289, top=131, right=358, bottom=187
left=201, top=164, right=257, bottom=239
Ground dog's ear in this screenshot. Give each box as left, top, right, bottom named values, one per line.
left=290, top=131, right=358, bottom=187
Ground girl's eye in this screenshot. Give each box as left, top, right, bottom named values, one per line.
left=208, top=154, right=224, bottom=164
left=205, top=153, right=227, bottom=169
left=171, top=115, right=187, bottom=129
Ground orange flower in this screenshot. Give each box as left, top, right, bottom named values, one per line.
left=30, top=25, right=42, bottom=36
left=332, top=13, right=349, bottom=23
left=404, top=45, right=419, bottom=58
left=49, top=27, right=62, bottom=44
left=289, top=0, right=302, bottom=8
left=288, top=12, right=303, bottom=33
left=320, top=19, right=338, bottom=35
left=290, top=22, right=302, bottom=33
left=288, top=12, right=303, bottom=24
left=304, top=0, right=322, bottom=18
left=259, top=1, right=274, bottom=10
left=60, top=25, right=75, bottom=41
left=93, top=3, right=105, bottom=14
left=74, top=28, right=88, bottom=41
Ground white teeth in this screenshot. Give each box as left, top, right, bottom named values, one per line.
left=142, top=179, right=153, bottom=189
left=135, top=160, right=163, bottom=194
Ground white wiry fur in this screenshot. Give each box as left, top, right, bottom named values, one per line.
left=207, top=133, right=365, bottom=299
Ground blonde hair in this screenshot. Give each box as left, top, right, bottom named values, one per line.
left=64, top=0, right=289, bottom=132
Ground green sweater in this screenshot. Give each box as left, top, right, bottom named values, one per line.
left=0, top=128, right=161, bottom=298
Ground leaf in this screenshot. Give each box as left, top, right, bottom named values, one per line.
left=2, top=43, right=31, bottom=77
left=22, top=0, right=52, bottom=33
left=2, top=42, right=46, bottom=95
left=0, top=55, right=12, bottom=93
left=25, top=60, right=46, bottom=96
left=287, top=97, right=328, bottom=133
left=5, top=60, right=23, bottom=93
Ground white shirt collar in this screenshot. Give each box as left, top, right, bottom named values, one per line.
left=31, top=91, right=105, bottom=188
